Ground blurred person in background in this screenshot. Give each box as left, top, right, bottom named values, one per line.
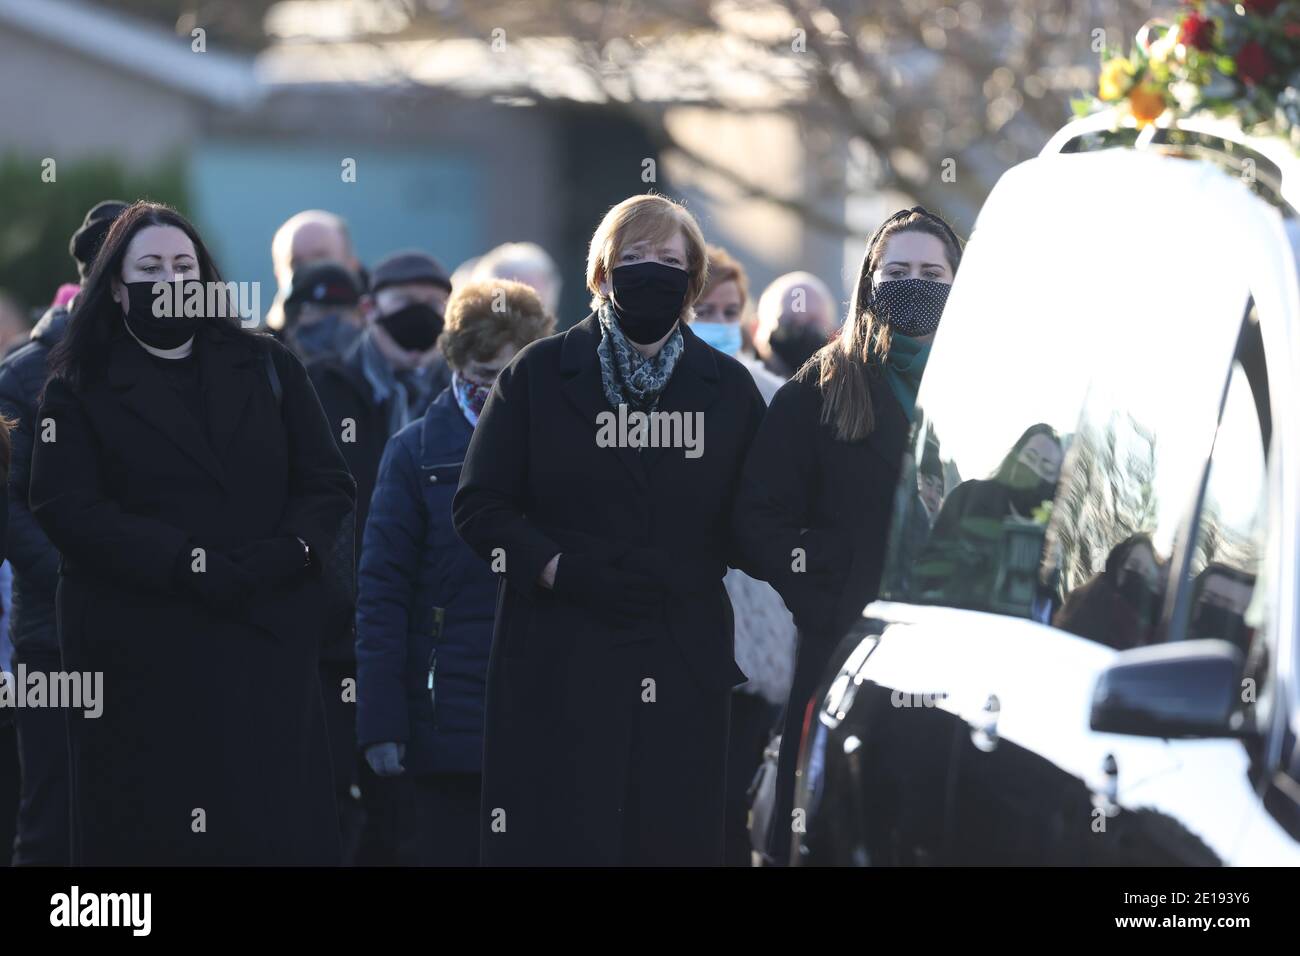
left=267, top=209, right=363, bottom=332
left=735, top=207, right=963, bottom=865
left=307, top=248, right=451, bottom=865
left=692, top=245, right=784, bottom=401
left=472, top=242, right=563, bottom=318
left=689, top=245, right=795, bottom=865
left=30, top=202, right=354, bottom=865
left=454, top=193, right=766, bottom=865
left=0, top=417, right=11, bottom=865
left=0, top=198, right=125, bottom=866
left=282, top=261, right=365, bottom=364
left=0, top=294, right=29, bottom=358
left=752, top=271, right=839, bottom=378
left=356, top=278, right=553, bottom=866
left=450, top=256, right=480, bottom=293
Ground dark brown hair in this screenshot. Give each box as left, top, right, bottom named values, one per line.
left=48, top=202, right=254, bottom=390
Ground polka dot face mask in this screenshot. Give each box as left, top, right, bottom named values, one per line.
left=871, top=278, right=951, bottom=336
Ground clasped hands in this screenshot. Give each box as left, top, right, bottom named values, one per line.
left=174, top=536, right=308, bottom=615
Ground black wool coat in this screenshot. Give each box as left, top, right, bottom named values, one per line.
left=29, top=324, right=356, bottom=865
left=732, top=362, right=910, bottom=864
left=453, top=315, right=766, bottom=865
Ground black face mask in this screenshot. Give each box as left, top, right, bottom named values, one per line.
left=769, top=320, right=827, bottom=372
left=1004, top=461, right=1055, bottom=514
left=872, top=278, right=951, bottom=336
left=123, top=280, right=202, bottom=350
left=377, top=303, right=443, bottom=352
left=1116, top=573, right=1160, bottom=619
left=609, top=261, right=689, bottom=345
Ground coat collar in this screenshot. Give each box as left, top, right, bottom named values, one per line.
left=559, top=315, right=722, bottom=486
left=864, top=364, right=910, bottom=468
left=105, top=323, right=260, bottom=487
left=418, top=386, right=472, bottom=465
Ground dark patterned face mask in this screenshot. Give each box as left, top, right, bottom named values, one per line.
left=872, top=278, right=951, bottom=336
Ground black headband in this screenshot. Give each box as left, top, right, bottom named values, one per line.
left=865, top=206, right=963, bottom=273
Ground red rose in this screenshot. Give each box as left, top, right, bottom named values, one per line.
left=1241, top=0, right=1281, bottom=15
left=1236, top=40, right=1276, bottom=85
left=1179, top=12, right=1216, bottom=50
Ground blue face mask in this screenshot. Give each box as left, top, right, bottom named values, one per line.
left=288, top=312, right=361, bottom=361
left=692, top=320, right=742, bottom=356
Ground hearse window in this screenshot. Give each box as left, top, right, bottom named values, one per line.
left=875, top=183, right=1251, bottom=631
left=1176, top=318, right=1272, bottom=721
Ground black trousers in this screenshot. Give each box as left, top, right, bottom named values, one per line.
left=724, top=689, right=781, bottom=867
left=11, top=645, right=70, bottom=866
left=411, top=772, right=480, bottom=867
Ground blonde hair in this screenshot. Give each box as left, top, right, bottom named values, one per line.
left=440, top=278, right=555, bottom=370
left=586, top=194, right=708, bottom=313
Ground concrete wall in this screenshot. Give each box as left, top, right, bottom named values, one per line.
left=0, top=25, right=203, bottom=166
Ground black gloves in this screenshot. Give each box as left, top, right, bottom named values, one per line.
left=552, top=552, right=661, bottom=627
left=175, top=537, right=307, bottom=617
left=226, top=537, right=308, bottom=591
left=174, top=543, right=254, bottom=615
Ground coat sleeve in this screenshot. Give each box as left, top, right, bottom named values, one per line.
left=355, top=432, right=423, bottom=749
left=29, top=376, right=190, bottom=593
left=725, top=369, right=769, bottom=574
left=452, top=352, right=561, bottom=593
left=731, top=376, right=823, bottom=611
left=0, top=365, right=58, bottom=584
left=269, top=341, right=357, bottom=560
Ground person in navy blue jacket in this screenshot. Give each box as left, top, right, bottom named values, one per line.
left=356, top=277, right=554, bottom=866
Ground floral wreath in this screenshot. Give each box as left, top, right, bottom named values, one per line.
left=1075, top=1, right=1300, bottom=148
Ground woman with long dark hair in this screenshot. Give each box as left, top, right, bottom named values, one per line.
left=734, top=207, right=963, bottom=865
left=30, top=202, right=355, bottom=865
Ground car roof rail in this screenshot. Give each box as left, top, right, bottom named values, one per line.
left=1042, top=109, right=1299, bottom=215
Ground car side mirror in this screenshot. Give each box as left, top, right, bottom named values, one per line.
left=1089, top=639, right=1246, bottom=738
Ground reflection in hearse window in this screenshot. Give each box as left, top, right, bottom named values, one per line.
left=874, top=188, right=1255, bottom=631
left=1052, top=533, right=1169, bottom=650
left=1182, top=353, right=1269, bottom=691
left=906, top=424, right=1063, bottom=618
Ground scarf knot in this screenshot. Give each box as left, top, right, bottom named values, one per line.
left=595, top=302, right=684, bottom=413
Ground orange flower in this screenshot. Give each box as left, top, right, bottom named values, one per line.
left=1129, top=83, right=1166, bottom=126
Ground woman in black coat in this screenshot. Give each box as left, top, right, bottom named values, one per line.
left=734, top=207, right=964, bottom=865
left=29, top=202, right=356, bottom=865
left=453, top=194, right=766, bottom=865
